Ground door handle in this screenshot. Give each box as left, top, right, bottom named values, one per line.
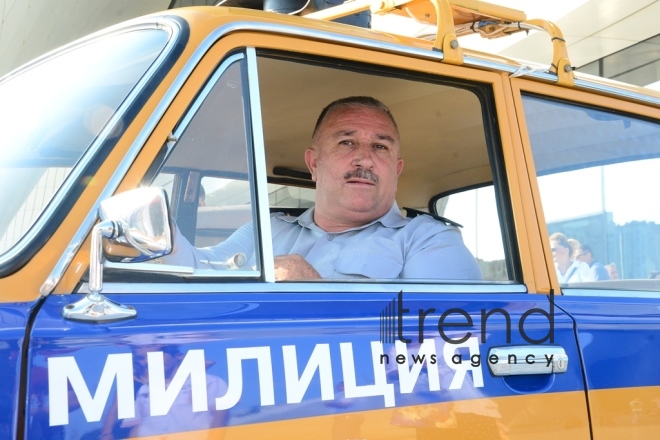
left=487, top=346, right=568, bottom=376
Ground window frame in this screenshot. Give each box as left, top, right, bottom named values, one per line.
left=88, top=36, right=532, bottom=292
left=511, top=76, right=660, bottom=295
left=430, top=182, right=512, bottom=281
left=105, top=51, right=266, bottom=282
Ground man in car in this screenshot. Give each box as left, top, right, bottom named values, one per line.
left=166, top=96, right=482, bottom=281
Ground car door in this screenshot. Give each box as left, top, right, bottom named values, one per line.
left=24, top=26, right=590, bottom=440
left=512, top=77, right=660, bottom=438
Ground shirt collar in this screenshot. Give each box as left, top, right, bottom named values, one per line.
left=276, top=202, right=408, bottom=231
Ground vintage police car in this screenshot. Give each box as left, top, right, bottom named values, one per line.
left=0, top=0, right=659, bottom=438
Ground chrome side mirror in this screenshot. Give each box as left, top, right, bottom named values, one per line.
left=63, top=187, right=172, bottom=323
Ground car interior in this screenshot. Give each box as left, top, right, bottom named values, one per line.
left=149, top=51, right=513, bottom=281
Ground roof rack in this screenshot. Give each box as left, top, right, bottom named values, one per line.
left=304, top=0, right=575, bottom=86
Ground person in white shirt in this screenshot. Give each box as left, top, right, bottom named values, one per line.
left=550, top=232, right=591, bottom=283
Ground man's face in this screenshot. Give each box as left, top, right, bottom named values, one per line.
left=607, top=266, right=619, bottom=279
left=550, top=239, right=570, bottom=265
left=305, top=106, right=404, bottom=229
left=575, top=249, right=593, bottom=265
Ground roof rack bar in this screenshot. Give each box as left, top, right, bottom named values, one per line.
left=305, top=0, right=464, bottom=64
left=524, top=19, right=574, bottom=87
left=430, top=0, right=463, bottom=64
left=304, top=0, right=574, bottom=85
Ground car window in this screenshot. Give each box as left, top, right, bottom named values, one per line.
left=254, top=53, right=517, bottom=283
left=135, top=51, right=519, bottom=284
left=195, top=176, right=252, bottom=247
left=433, top=185, right=508, bottom=281
left=268, top=183, right=315, bottom=210
left=0, top=29, right=169, bottom=256
left=522, top=94, right=660, bottom=292
left=147, top=55, right=261, bottom=276
left=152, top=172, right=175, bottom=204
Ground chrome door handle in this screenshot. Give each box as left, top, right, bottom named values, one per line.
left=487, top=346, right=568, bottom=376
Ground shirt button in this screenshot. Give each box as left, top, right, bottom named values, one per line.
left=327, top=234, right=335, bottom=241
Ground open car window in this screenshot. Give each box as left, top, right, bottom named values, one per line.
left=137, top=50, right=518, bottom=284
left=433, top=185, right=508, bottom=281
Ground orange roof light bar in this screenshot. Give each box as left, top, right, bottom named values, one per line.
left=303, top=0, right=574, bottom=86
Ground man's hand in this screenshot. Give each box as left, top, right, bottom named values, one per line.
left=274, top=254, right=321, bottom=281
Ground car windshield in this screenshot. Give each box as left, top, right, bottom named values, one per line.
left=0, top=29, right=169, bottom=256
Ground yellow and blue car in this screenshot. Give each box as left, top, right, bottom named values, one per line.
left=0, top=0, right=659, bottom=438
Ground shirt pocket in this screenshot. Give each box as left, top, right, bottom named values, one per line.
left=333, top=238, right=403, bottom=279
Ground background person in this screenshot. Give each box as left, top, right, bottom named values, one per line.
left=575, top=244, right=610, bottom=281
left=550, top=232, right=591, bottom=283
left=198, top=184, right=206, bottom=207
left=605, top=263, right=619, bottom=280
left=567, top=238, right=581, bottom=261
left=166, top=96, right=482, bottom=281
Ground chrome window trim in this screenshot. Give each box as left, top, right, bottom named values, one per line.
left=466, top=58, right=660, bottom=106
left=562, top=289, right=660, bottom=298
left=79, top=281, right=528, bottom=295
left=169, top=53, right=245, bottom=140
left=50, top=18, right=656, bottom=294
left=101, top=54, right=264, bottom=280
left=572, top=77, right=660, bottom=107
left=246, top=48, right=276, bottom=283
left=4, top=21, right=180, bottom=271
left=104, top=261, right=259, bottom=278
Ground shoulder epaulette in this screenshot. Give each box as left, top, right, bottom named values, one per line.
left=403, top=207, right=463, bottom=228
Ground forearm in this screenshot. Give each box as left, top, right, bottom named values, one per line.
left=163, top=222, right=255, bottom=269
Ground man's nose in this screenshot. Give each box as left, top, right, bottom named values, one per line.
left=351, top=142, right=375, bottom=167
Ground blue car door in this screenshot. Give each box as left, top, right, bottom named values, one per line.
left=517, top=81, right=660, bottom=437
left=24, top=45, right=592, bottom=439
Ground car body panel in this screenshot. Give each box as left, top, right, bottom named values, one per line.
left=512, top=76, right=660, bottom=436
left=0, top=4, right=657, bottom=440
left=555, top=295, right=660, bottom=437
left=27, top=292, right=589, bottom=438
left=0, top=303, right=33, bottom=439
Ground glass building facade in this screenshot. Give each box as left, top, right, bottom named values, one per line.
left=579, top=33, right=660, bottom=88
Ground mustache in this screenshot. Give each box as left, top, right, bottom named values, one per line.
left=344, top=168, right=379, bottom=184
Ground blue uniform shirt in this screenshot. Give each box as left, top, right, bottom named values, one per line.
left=168, top=203, right=483, bottom=280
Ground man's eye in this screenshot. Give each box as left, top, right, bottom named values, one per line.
left=374, top=144, right=389, bottom=150
left=340, top=140, right=354, bottom=146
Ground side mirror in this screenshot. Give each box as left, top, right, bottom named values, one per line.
left=99, top=186, right=172, bottom=262
left=62, top=187, right=172, bottom=323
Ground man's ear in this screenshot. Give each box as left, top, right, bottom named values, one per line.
left=396, top=158, right=404, bottom=176
left=305, top=148, right=318, bottom=182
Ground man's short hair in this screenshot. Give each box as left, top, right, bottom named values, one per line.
left=312, top=96, right=399, bottom=141
left=549, top=232, right=569, bottom=248
left=578, top=244, right=593, bottom=255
